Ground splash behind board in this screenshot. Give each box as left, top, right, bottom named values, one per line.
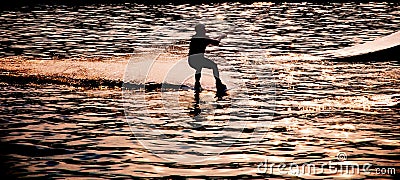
left=327, top=31, right=400, bottom=62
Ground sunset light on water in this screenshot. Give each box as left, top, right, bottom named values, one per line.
left=0, top=1, right=399, bottom=179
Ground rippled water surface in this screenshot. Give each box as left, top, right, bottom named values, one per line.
left=1, top=2, right=399, bottom=58
left=1, top=2, right=400, bottom=179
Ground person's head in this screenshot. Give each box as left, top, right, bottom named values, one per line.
left=195, top=23, right=206, bottom=36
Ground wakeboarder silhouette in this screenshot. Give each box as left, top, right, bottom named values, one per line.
left=188, top=23, right=228, bottom=97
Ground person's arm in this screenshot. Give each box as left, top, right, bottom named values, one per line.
left=208, top=34, right=227, bottom=46
left=217, top=33, right=227, bottom=41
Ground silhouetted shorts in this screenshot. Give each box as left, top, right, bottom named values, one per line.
left=188, top=53, right=217, bottom=73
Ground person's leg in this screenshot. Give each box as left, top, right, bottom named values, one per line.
left=201, top=57, right=220, bottom=80
left=194, top=68, right=202, bottom=91
left=189, top=55, right=226, bottom=92
left=202, top=58, right=226, bottom=92
left=194, top=68, right=201, bottom=82
left=189, top=55, right=203, bottom=91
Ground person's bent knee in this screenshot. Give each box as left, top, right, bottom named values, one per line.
left=206, top=60, right=217, bottom=68
left=211, top=63, right=218, bottom=69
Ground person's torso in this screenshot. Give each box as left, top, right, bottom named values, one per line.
left=188, top=37, right=219, bottom=55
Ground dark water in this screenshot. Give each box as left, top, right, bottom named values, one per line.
left=0, top=2, right=399, bottom=58
left=1, top=2, right=400, bottom=179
